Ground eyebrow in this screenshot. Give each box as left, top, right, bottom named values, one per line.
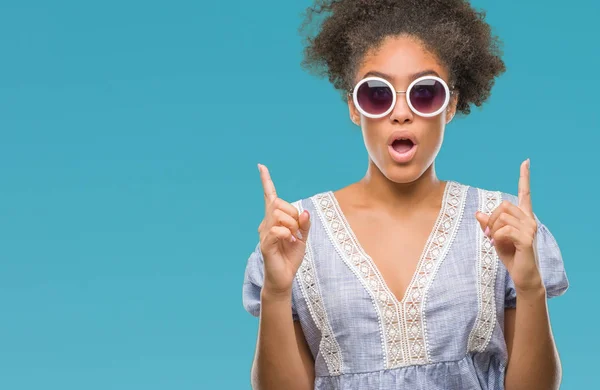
left=361, top=69, right=440, bottom=82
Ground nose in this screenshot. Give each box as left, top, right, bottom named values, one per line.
left=389, top=92, right=414, bottom=124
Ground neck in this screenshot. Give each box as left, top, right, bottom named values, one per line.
left=356, top=159, right=446, bottom=215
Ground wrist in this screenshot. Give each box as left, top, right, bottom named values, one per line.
left=515, top=276, right=546, bottom=301
left=261, top=284, right=293, bottom=302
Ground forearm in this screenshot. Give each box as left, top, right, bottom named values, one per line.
left=504, top=285, right=561, bottom=390
left=251, top=290, right=312, bottom=390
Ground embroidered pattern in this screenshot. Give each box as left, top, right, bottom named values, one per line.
left=409, top=181, right=468, bottom=364
left=311, top=195, right=404, bottom=367
left=467, top=189, right=502, bottom=352
left=313, top=181, right=468, bottom=368
left=292, top=200, right=343, bottom=376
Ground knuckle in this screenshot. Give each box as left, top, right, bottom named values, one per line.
left=272, top=208, right=283, bottom=220
left=291, top=208, right=299, bottom=220
left=494, top=226, right=505, bottom=238
left=525, top=235, right=535, bottom=247
left=291, top=216, right=299, bottom=227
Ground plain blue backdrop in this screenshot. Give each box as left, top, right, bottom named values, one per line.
left=0, top=0, right=597, bottom=388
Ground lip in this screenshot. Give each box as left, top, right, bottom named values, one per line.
left=388, top=143, right=418, bottom=163
left=386, top=130, right=418, bottom=146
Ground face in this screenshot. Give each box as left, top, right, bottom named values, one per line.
left=348, top=35, right=458, bottom=184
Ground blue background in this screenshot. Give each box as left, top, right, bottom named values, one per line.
left=0, top=0, right=597, bottom=388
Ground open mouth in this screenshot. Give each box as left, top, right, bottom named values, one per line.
left=391, top=138, right=415, bottom=154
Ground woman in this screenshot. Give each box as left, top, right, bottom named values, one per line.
left=242, top=1, right=569, bottom=389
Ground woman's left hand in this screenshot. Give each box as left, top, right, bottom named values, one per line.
left=475, top=159, right=545, bottom=295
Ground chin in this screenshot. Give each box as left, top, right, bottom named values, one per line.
left=382, top=163, right=423, bottom=184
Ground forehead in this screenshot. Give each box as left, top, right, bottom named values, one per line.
left=356, top=35, right=448, bottom=85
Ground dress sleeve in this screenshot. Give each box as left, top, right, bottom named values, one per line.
left=242, top=241, right=299, bottom=321
left=505, top=214, right=570, bottom=308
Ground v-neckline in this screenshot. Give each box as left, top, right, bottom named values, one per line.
left=327, top=181, right=453, bottom=306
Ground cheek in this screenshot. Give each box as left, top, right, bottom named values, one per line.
left=419, top=120, right=445, bottom=149
left=360, top=123, right=385, bottom=155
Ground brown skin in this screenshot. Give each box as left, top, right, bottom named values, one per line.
left=333, top=33, right=560, bottom=390
left=250, top=33, right=560, bottom=390
left=345, top=34, right=457, bottom=213
left=333, top=34, right=459, bottom=304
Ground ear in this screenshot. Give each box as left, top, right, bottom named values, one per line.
left=347, top=93, right=360, bottom=126
left=446, top=90, right=459, bottom=124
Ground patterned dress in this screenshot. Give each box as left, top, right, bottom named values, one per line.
left=242, top=181, right=569, bottom=389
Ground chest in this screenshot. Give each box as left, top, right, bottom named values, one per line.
left=295, top=184, right=510, bottom=371
left=345, top=210, right=440, bottom=303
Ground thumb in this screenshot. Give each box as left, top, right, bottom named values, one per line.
left=297, top=210, right=311, bottom=241
left=474, top=211, right=489, bottom=233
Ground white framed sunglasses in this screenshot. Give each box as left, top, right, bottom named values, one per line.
left=348, top=75, right=455, bottom=118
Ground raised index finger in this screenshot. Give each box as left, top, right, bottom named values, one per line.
left=518, top=158, right=532, bottom=215
left=258, top=163, right=277, bottom=207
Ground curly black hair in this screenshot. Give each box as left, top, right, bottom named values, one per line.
left=299, top=0, right=506, bottom=116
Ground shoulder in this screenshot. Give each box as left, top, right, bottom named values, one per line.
left=455, top=181, right=519, bottom=208
left=460, top=182, right=551, bottom=231
left=287, top=189, right=332, bottom=214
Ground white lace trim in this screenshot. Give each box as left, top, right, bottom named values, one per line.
left=467, top=189, right=502, bottom=353
left=415, top=181, right=468, bottom=363
left=311, top=194, right=400, bottom=367
left=292, top=200, right=343, bottom=376
left=313, top=181, right=468, bottom=368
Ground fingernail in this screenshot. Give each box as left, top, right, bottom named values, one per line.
left=290, top=235, right=296, bottom=243
left=257, top=163, right=261, bottom=172
left=490, top=238, right=495, bottom=245
left=526, top=158, right=530, bottom=169
left=484, top=226, right=490, bottom=237
left=296, top=230, right=303, bottom=240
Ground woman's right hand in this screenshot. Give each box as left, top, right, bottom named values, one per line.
left=257, top=163, right=311, bottom=297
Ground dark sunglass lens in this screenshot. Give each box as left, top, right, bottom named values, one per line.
left=356, top=80, right=394, bottom=115
left=409, top=79, right=446, bottom=114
